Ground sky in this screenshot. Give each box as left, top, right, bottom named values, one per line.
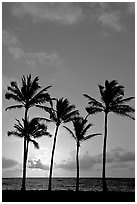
left=2, top=2, right=135, bottom=178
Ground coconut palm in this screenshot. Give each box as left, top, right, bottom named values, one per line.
left=84, top=79, right=135, bottom=192
left=63, top=116, right=101, bottom=191
left=7, top=117, right=52, bottom=189
left=5, top=74, right=52, bottom=190
left=37, top=98, right=79, bottom=191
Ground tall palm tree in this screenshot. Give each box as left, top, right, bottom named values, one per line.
left=5, top=74, right=52, bottom=191
left=7, top=117, right=52, bottom=189
left=84, top=80, right=135, bottom=192
left=37, top=98, right=79, bottom=191
left=63, top=116, right=101, bottom=191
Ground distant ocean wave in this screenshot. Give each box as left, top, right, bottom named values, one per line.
left=2, top=178, right=135, bottom=192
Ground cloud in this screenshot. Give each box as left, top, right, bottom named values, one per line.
left=2, top=164, right=22, bottom=178
left=8, top=46, right=25, bottom=60
left=11, top=2, right=83, bottom=24
left=56, top=150, right=96, bottom=171
left=9, top=2, right=132, bottom=33
left=114, top=151, right=135, bottom=162
left=56, top=147, right=135, bottom=171
left=96, top=148, right=135, bottom=164
left=109, top=162, right=133, bottom=169
left=28, top=159, right=49, bottom=170
left=3, top=30, right=64, bottom=69
left=2, top=157, right=19, bottom=169
left=25, top=52, right=64, bottom=69
left=98, top=11, right=123, bottom=32
left=2, top=30, right=19, bottom=46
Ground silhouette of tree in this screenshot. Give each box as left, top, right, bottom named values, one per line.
left=84, top=79, right=135, bottom=192
left=8, top=117, right=52, bottom=185
left=64, top=116, right=101, bottom=191
left=37, top=98, right=79, bottom=191
left=5, top=74, right=52, bottom=191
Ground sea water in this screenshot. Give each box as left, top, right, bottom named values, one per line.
left=2, top=177, right=135, bottom=192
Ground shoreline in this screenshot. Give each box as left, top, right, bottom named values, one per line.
left=2, top=190, right=135, bottom=202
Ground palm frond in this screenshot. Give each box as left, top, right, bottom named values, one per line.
left=27, top=76, right=41, bottom=99
left=85, top=106, right=103, bottom=115
left=48, top=97, right=56, bottom=108
left=29, top=139, right=40, bottom=149
left=62, top=110, right=79, bottom=123
left=7, top=131, right=23, bottom=137
left=111, top=104, right=135, bottom=113
left=29, top=85, right=52, bottom=106
left=21, top=75, right=27, bottom=99
left=81, top=123, right=92, bottom=137
left=36, top=105, right=55, bottom=114
left=5, top=93, right=23, bottom=103
left=113, top=96, right=135, bottom=105
left=98, top=80, right=125, bottom=106
left=63, top=126, right=76, bottom=140
left=7, top=86, right=24, bottom=102
left=5, top=104, right=24, bottom=111
left=34, top=131, right=52, bottom=138
left=15, top=118, right=24, bottom=128
left=98, top=85, right=105, bottom=103
left=108, top=80, right=118, bottom=88
left=112, top=105, right=135, bottom=120
left=36, top=105, right=57, bottom=122
left=84, top=94, right=104, bottom=108
left=82, top=133, right=102, bottom=142
left=31, top=116, right=52, bottom=123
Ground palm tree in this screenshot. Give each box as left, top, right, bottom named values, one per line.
left=37, top=98, right=79, bottom=191
left=8, top=117, right=52, bottom=187
left=5, top=74, right=52, bottom=191
left=63, top=116, right=101, bottom=191
left=84, top=79, right=135, bottom=192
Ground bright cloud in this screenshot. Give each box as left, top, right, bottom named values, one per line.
left=28, top=159, right=49, bottom=170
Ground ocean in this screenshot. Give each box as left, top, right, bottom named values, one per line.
left=2, top=177, right=135, bottom=192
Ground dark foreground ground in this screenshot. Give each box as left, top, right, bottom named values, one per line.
left=2, top=190, right=135, bottom=202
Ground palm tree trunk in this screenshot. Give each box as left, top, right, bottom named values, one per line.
left=76, top=142, right=80, bottom=192
left=102, top=112, right=108, bottom=192
left=21, top=138, right=27, bottom=191
left=21, top=108, right=28, bottom=191
left=48, top=124, right=59, bottom=191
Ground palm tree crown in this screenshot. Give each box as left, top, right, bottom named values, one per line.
left=37, top=97, right=79, bottom=125
left=64, top=116, right=101, bottom=145
left=84, top=80, right=135, bottom=119
left=8, top=117, right=52, bottom=149
left=5, top=74, right=52, bottom=111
